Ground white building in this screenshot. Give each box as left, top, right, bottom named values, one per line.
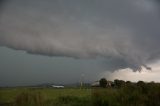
left=52, top=85, right=64, bottom=88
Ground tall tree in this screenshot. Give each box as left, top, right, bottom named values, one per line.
left=99, top=78, right=107, bottom=88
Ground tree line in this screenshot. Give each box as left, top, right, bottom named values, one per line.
left=99, top=78, right=157, bottom=88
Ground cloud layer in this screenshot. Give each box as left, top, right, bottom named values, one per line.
left=0, top=0, right=160, bottom=71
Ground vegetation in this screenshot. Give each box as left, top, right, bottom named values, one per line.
left=92, top=80, right=160, bottom=106
left=1, top=80, right=160, bottom=106
left=0, top=88, right=91, bottom=106
left=114, top=79, right=126, bottom=88
left=99, top=78, right=107, bottom=88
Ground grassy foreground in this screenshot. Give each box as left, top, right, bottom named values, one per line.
left=0, top=88, right=91, bottom=106
left=1, top=83, right=160, bottom=106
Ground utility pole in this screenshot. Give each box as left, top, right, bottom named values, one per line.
left=80, top=74, right=84, bottom=89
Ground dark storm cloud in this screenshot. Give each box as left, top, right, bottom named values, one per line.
left=0, top=0, right=7, bottom=14
left=0, top=0, right=160, bottom=71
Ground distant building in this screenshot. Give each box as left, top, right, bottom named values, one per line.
left=51, top=85, right=64, bottom=88
left=91, top=81, right=100, bottom=87
left=91, top=81, right=114, bottom=87
left=107, top=81, right=113, bottom=87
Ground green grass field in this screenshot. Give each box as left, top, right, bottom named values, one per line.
left=0, top=88, right=92, bottom=106
left=1, top=83, right=160, bottom=106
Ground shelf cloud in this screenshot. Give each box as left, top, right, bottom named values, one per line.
left=0, top=0, right=160, bottom=71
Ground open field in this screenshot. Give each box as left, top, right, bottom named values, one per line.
left=1, top=83, right=160, bottom=106
left=0, top=87, right=91, bottom=106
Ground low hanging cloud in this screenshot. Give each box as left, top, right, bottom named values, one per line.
left=0, top=0, right=160, bottom=71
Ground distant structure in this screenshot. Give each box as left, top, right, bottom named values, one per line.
left=51, top=85, right=64, bottom=88
left=91, top=81, right=100, bottom=87
left=107, top=81, right=113, bottom=87
left=91, top=80, right=113, bottom=87
left=80, top=74, right=84, bottom=88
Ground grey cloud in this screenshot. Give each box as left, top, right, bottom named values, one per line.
left=0, top=0, right=160, bottom=71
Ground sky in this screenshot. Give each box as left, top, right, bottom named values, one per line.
left=0, top=0, right=160, bottom=86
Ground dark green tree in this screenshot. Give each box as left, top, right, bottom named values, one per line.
left=137, top=81, right=145, bottom=87
left=137, top=81, right=147, bottom=93
left=99, top=78, right=107, bottom=88
left=114, top=79, right=125, bottom=88
left=126, top=81, right=132, bottom=86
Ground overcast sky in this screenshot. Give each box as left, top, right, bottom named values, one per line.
left=0, top=0, right=160, bottom=86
